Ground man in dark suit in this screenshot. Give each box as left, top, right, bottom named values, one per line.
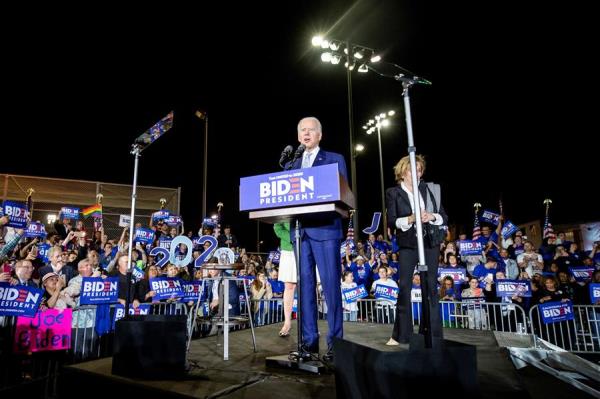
left=386, top=154, right=447, bottom=345
left=38, top=246, right=76, bottom=285
left=285, top=116, right=348, bottom=360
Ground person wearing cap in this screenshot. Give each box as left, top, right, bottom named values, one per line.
left=41, top=272, right=75, bottom=310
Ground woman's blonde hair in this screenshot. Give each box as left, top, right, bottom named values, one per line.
left=393, top=154, right=426, bottom=183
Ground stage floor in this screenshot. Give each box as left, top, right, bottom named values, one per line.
left=64, top=321, right=528, bottom=399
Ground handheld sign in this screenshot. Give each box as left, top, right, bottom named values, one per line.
left=134, top=227, right=155, bottom=244
left=0, top=283, right=44, bottom=317
left=79, top=277, right=119, bottom=305
left=374, top=285, right=399, bottom=301
left=3, top=201, right=29, bottom=228
left=459, top=240, right=484, bottom=256
left=25, top=222, right=47, bottom=239
left=60, top=207, right=80, bottom=220
left=149, top=277, right=184, bottom=300
left=539, top=301, right=574, bottom=324
left=480, top=210, right=500, bottom=226
left=14, top=309, right=72, bottom=353
left=342, top=284, right=368, bottom=303
left=495, top=280, right=532, bottom=297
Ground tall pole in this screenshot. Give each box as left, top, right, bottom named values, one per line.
left=376, top=125, right=387, bottom=241
left=346, top=41, right=359, bottom=233
left=202, top=114, right=209, bottom=219
left=125, top=144, right=141, bottom=318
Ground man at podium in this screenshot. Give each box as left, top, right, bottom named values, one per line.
left=285, top=116, right=348, bottom=361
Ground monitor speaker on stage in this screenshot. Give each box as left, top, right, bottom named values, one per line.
left=333, top=337, right=478, bottom=398
left=112, top=314, right=187, bottom=379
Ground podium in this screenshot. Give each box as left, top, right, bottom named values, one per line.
left=240, top=164, right=355, bottom=373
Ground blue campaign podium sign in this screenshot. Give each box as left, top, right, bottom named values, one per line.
left=240, top=164, right=348, bottom=211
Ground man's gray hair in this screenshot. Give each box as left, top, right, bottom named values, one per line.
left=297, top=117, right=322, bottom=133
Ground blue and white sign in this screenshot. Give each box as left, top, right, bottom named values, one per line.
left=214, top=247, right=235, bottom=265
left=181, top=281, right=207, bottom=302
left=165, top=215, right=182, bottom=226
left=480, top=210, right=501, bottom=226
left=25, top=222, right=47, bottom=239
left=458, top=240, right=484, bottom=256
left=131, top=266, right=144, bottom=282
left=152, top=210, right=170, bottom=224
left=2, top=201, right=29, bottom=228
left=37, top=243, right=50, bottom=263
left=79, top=277, right=119, bottom=305
left=438, top=268, right=467, bottom=283
left=158, top=237, right=172, bottom=250
left=268, top=250, right=281, bottom=264
left=496, top=280, right=532, bottom=297
left=340, top=239, right=356, bottom=258
left=569, top=267, right=594, bottom=282
left=589, top=284, right=600, bottom=304
left=362, top=212, right=382, bottom=235
left=501, top=220, right=519, bottom=240
left=60, top=206, right=80, bottom=220
left=0, top=283, right=44, bottom=317
left=374, top=285, right=399, bottom=301
left=113, top=304, right=151, bottom=326
left=118, top=214, right=131, bottom=228
left=149, top=277, right=184, bottom=300
left=134, top=227, right=155, bottom=244
left=539, top=301, right=574, bottom=324
left=240, top=164, right=343, bottom=211
left=342, top=284, right=368, bottom=303
left=202, top=218, right=217, bottom=228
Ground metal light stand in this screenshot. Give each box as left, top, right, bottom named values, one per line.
left=124, top=144, right=141, bottom=317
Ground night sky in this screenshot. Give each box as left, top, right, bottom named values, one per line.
left=2, top=2, right=597, bottom=250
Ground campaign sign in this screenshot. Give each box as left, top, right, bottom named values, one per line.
left=79, top=277, right=119, bottom=305
left=158, top=237, right=172, bottom=250
left=152, top=210, right=170, bottom=224
left=342, top=284, right=368, bottom=303
left=118, top=214, right=131, bottom=227
left=0, top=283, right=44, bottom=317
left=362, top=212, right=382, bottom=235
left=134, top=227, right=155, bottom=244
left=240, top=164, right=343, bottom=211
left=340, top=239, right=355, bottom=258
left=131, top=266, right=144, bottom=282
left=14, top=308, right=72, bottom=353
left=480, top=210, right=500, bottom=226
left=458, top=240, right=484, bottom=256
left=569, top=267, right=594, bottom=282
left=60, top=206, right=80, bottom=220
left=501, top=220, right=519, bottom=240
left=149, top=277, right=184, bottom=300
left=38, top=243, right=50, bottom=263
left=113, top=304, right=151, bottom=327
left=181, top=281, right=207, bottom=302
left=496, top=280, right=532, bottom=297
left=268, top=250, right=281, bottom=264
left=165, top=215, right=182, bottom=226
left=539, top=301, right=574, bottom=324
left=589, top=284, right=600, bottom=304
left=374, top=285, right=399, bottom=301
left=411, top=288, right=422, bottom=303
left=202, top=218, right=217, bottom=228
left=3, top=201, right=29, bottom=228
left=25, top=222, right=47, bottom=239
left=438, top=268, right=467, bottom=283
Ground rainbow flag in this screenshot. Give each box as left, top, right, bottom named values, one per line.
left=82, top=204, right=102, bottom=219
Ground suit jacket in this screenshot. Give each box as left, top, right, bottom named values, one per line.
left=38, top=263, right=76, bottom=285
left=386, top=181, right=448, bottom=249
left=285, top=149, right=348, bottom=241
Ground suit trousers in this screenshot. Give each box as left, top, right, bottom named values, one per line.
left=392, top=246, right=443, bottom=342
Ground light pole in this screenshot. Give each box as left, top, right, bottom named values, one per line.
left=364, top=110, right=395, bottom=241
left=311, top=36, right=382, bottom=234
left=195, top=110, right=208, bottom=219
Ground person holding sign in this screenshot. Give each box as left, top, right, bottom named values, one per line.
left=385, top=155, right=447, bottom=346
left=284, top=116, right=348, bottom=361
left=341, top=271, right=359, bottom=321
left=371, top=266, right=399, bottom=323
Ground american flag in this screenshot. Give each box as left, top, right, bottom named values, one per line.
left=543, top=214, right=555, bottom=239
left=346, top=217, right=354, bottom=241
left=472, top=211, right=481, bottom=241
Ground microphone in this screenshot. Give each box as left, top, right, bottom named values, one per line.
left=278, top=145, right=294, bottom=168
left=293, top=144, right=306, bottom=160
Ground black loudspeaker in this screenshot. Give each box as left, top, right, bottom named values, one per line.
left=333, top=337, right=479, bottom=399
left=112, top=314, right=187, bottom=379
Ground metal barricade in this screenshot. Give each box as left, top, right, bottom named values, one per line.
left=529, top=304, right=600, bottom=353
